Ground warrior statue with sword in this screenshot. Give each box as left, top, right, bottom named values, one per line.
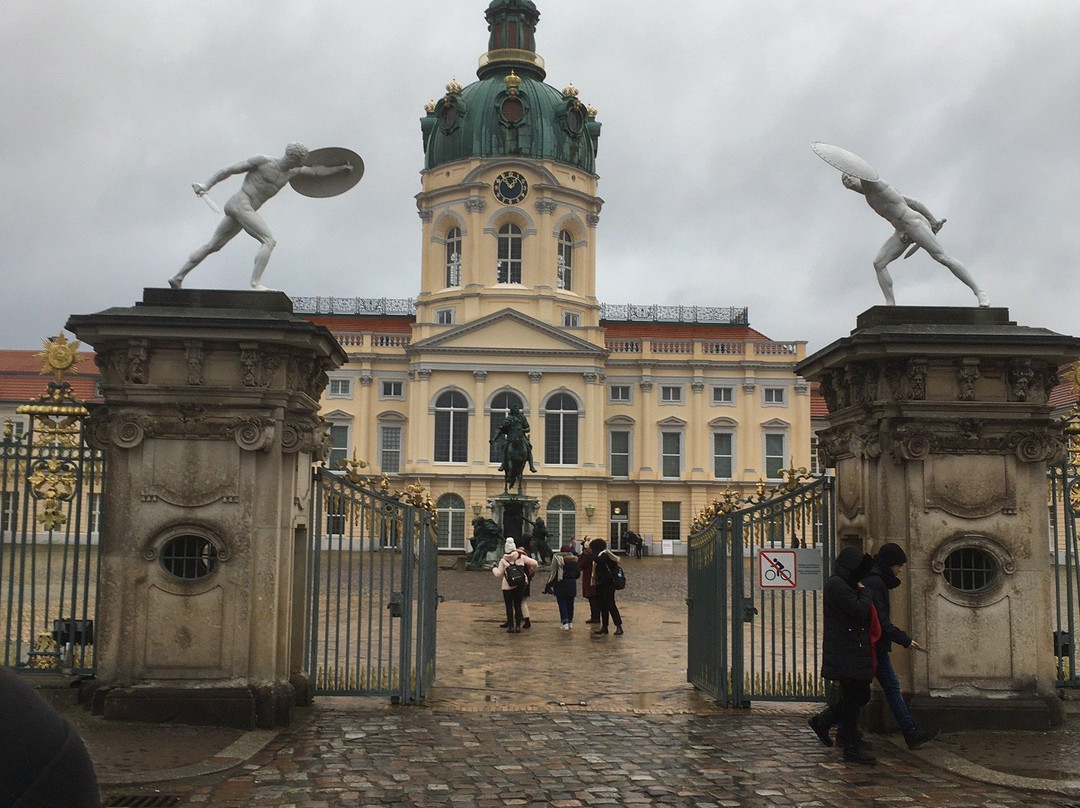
left=812, top=142, right=989, bottom=308
left=171, top=142, right=361, bottom=291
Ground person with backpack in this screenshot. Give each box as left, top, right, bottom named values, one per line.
left=589, top=538, right=624, bottom=636
left=492, top=538, right=538, bottom=633
left=544, top=547, right=581, bottom=630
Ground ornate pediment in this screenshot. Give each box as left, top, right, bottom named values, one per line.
left=409, top=308, right=603, bottom=356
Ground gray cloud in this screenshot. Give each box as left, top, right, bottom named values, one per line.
left=2, top=0, right=1077, bottom=356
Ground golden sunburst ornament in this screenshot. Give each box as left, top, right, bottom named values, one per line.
left=36, top=333, right=82, bottom=382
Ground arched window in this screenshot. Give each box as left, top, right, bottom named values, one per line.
left=489, top=390, right=525, bottom=463
left=436, top=493, right=467, bottom=551
left=434, top=390, right=469, bottom=463
left=445, top=227, right=462, bottom=287
left=544, top=392, right=578, bottom=465
left=557, top=230, right=573, bottom=291
left=497, top=223, right=522, bottom=283
left=546, top=495, right=577, bottom=549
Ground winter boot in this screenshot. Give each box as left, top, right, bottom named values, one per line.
left=903, top=726, right=940, bottom=750
left=842, top=743, right=876, bottom=765
left=614, top=625, right=624, bottom=635
left=808, top=713, right=833, bottom=747
left=522, top=618, right=531, bottom=629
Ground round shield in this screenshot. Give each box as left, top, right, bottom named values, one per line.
left=810, top=142, right=879, bottom=182
left=289, top=147, right=364, bottom=198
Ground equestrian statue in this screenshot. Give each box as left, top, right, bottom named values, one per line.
left=491, top=402, right=537, bottom=494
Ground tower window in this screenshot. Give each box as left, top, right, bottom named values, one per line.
left=497, top=223, right=522, bottom=283
left=557, top=230, right=573, bottom=290
left=445, top=227, right=462, bottom=287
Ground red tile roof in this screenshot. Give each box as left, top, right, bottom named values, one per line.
left=0, top=350, right=101, bottom=404
left=601, top=322, right=772, bottom=340
left=809, top=382, right=829, bottom=419
left=305, top=315, right=414, bottom=334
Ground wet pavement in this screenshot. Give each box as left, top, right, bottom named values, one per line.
left=51, top=557, right=1080, bottom=805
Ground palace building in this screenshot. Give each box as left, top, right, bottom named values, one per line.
left=292, top=0, right=814, bottom=555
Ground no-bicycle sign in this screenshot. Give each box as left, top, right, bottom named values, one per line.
left=757, top=548, right=823, bottom=591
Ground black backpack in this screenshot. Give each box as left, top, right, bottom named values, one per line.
left=612, top=563, right=626, bottom=590
left=563, top=557, right=581, bottom=580
left=504, top=562, right=527, bottom=589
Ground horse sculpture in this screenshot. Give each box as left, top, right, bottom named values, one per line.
left=492, top=403, right=537, bottom=494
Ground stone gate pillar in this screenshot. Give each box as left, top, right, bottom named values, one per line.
left=67, top=289, right=345, bottom=728
left=796, top=306, right=1079, bottom=729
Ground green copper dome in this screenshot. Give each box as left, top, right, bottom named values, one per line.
left=421, top=0, right=601, bottom=174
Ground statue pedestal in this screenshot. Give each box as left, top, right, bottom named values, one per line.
left=67, top=289, right=345, bottom=728
left=490, top=494, right=539, bottom=545
left=797, top=306, right=1080, bottom=730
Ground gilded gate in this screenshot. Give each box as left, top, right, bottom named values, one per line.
left=0, top=337, right=103, bottom=675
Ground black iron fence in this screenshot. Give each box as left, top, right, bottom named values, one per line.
left=304, top=467, right=438, bottom=703
left=1049, top=454, right=1080, bottom=688
left=688, top=474, right=834, bottom=706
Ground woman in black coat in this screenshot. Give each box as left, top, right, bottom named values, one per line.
left=811, top=545, right=877, bottom=764
left=588, top=538, right=623, bottom=635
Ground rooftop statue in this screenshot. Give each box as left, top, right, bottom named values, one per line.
left=812, top=142, right=989, bottom=308
left=171, top=143, right=362, bottom=291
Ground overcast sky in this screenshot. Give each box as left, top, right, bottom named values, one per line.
left=2, top=1, right=1078, bottom=357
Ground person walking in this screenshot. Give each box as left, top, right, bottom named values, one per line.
left=808, top=543, right=939, bottom=752
left=589, top=538, right=624, bottom=636
left=863, top=543, right=939, bottom=749
left=544, top=545, right=580, bottom=629
left=578, top=539, right=601, bottom=625
left=493, top=538, right=537, bottom=633
left=810, top=546, right=877, bottom=764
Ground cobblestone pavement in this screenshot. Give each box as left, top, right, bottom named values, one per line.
left=73, top=557, right=1080, bottom=806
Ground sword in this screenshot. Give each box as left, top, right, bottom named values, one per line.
left=192, top=183, right=221, bottom=214
left=903, top=218, right=946, bottom=259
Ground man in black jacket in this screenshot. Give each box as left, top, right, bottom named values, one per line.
left=862, top=543, right=939, bottom=750
left=810, top=545, right=877, bottom=765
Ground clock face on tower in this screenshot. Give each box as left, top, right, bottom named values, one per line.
left=493, top=170, right=528, bottom=205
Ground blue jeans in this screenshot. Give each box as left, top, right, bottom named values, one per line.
left=556, top=595, right=575, bottom=624
left=876, top=653, right=914, bottom=731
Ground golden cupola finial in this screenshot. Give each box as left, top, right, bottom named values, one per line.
left=504, top=69, right=522, bottom=96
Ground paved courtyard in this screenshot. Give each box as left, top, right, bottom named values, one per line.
left=66, top=557, right=1080, bottom=807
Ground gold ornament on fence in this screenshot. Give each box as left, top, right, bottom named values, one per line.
left=28, top=457, right=79, bottom=530
left=28, top=632, right=61, bottom=670
left=17, top=334, right=89, bottom=449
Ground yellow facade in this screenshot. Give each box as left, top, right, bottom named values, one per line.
left=298, top=3, right=811, bottom=553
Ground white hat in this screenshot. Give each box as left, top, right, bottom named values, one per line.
left=504, top=538, right=517, bottom=554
